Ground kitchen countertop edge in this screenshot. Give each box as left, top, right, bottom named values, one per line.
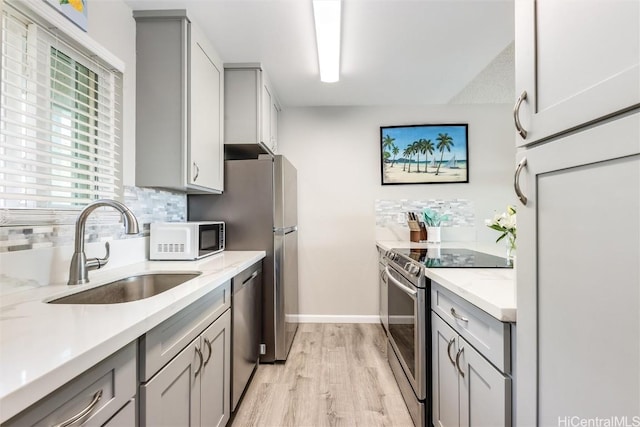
left=0, top=250, right=265, bottom=423
left=376, top=240, right=516, bottom=323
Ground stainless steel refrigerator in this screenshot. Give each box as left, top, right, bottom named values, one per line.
left=188, top=154, right=299, bottom=362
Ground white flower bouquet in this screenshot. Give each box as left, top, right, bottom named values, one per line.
left=485, top=205, right=517, bottom=255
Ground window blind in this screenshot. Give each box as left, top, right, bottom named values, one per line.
left=0, top=4, right=123, bottom=209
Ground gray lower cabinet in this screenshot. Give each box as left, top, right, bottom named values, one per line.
left=200, top=310, right=231, bottom=427
left=141, top=310, right=231, bottom=427
left=103, top=399, right=135, bottom=427
left=431, top=281, right=512, bottom=427
left=139, top=282, right=232, bottom=427
left=432, top=313, right=511, bottom=427
left=2, top=342, right=136, bottom=427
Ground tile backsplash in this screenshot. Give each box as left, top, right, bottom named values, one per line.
left=375, top=198, right=475, bottom=227
left=0, top=186, right=186, bottom=253
left=375, top=198, right=476, bottom=242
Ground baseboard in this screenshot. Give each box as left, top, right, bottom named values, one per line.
left=292, top=314, right=381, bottom=324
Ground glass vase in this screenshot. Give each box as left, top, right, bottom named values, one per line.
left=506, top=234, right=516, bottom=261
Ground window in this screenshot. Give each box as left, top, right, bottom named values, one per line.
left=0, top=3, right=123, bottom=211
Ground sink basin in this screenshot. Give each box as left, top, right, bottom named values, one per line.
left=49, top=272, right=202, bottom=304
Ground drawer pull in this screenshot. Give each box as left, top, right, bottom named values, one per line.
left=450, top=307, right=469, bottom=323
left=446, top=337, right=456, bottom=366
left=53, top=389, right=102, bottom=427
left=455, top=347, right=466, bottom=378
left=194, top=346, right=204, bottom=378
left=203, top=338, right=213, bottom=366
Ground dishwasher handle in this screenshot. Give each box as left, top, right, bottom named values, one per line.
left=234, top=268, right=262, bottom=294
left=242, top=270, right=259, bottom=285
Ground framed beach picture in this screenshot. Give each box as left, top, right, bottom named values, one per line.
left=380, top=123, right=469, bottom=185
left=44, top=0, right=88, bottom=31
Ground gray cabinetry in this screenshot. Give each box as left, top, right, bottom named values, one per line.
left=516, top=112, right=640, bottom=426
left=140, top=310, right=231, bottom=427
left=139, top=281, right=232, bottom=427
left=224, top=64, right=280, bottom=154
left=103, top=399, right=135, bottom=427
left=514, top=0, right=639, bottom=146
left=141, top=338, right=201, bottom=427
left=134, top=10, right=224, bottom=193
left=431, top=284, right=511, bottom=427
left=2, top=343, right=136, bottom=427
left=200, top=310, right=231, bottom=427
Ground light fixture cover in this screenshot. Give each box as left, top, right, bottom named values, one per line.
left=313, top=0, right=341, bottom=83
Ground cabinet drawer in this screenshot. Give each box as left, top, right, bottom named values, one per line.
left=139, top=280, right=231, bottom=381
left=431, top=282, right=511, bottom=373
left=2, top=343, right=136, bottom=427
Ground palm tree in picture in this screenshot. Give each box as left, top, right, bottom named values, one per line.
left=411, top=141, right=421, bottom=172
left=383, top=151, right=391, bottom=167
left=435, top=133, right=454, bottom=175
left=391, top=145, right=400, bottom=167
left=419, top=138, right=435, bottom=173
left=382, top=135, right=395, bottom=165
left=403, top=145, right=414, bottom=172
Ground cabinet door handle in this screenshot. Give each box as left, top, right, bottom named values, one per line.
left=513, top=90, right=528, bottom=139
left=52, top=389, right=102, bottom=427
left=446, top=337, right=456, bottom=366
left=455, top=346, right=466, bottom=378
left=194, top=346, right=204, bottom=378
left=450, top=307, right=469, bottom=323
left=514, top=157, right=528, bottom=205
left=203, top=338, right=213, bottom=366
left=193, top=162, right=200, bottom=182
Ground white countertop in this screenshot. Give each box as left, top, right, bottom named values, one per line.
left=0, top=250, right=265, bottom=423
left=377, top=240, right=516, bottom=323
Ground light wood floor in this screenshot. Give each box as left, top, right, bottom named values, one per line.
left=231, top=323, right=414, bottom=427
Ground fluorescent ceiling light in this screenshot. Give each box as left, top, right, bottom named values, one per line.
left=313, top=0, right=341, bottom=83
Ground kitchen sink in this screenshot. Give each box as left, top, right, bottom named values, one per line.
left=48, top=272, right=202, bottom=304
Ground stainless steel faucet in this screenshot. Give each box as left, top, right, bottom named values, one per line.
left=68, top=199, right=139, bottom=285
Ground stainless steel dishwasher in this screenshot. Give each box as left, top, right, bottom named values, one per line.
left=231, top=261, right=262, bottom=411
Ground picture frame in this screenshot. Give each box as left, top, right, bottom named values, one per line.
left=380, top=123, right=469, bottom=185
left=44, top=0, right=88, bottom=31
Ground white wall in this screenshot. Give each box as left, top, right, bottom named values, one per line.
left=278, top=105, right=516, bottom=319
left=86, top=0, right=137, bottom=186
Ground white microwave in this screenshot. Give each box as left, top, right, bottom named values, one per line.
left=150, top=221, right=225, bottom=260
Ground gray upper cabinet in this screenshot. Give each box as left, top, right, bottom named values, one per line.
left=134, top=10, right=224, bottom=193
left=514, top=0, right=640, bottom=146
left=224, top=64, right=281, bottom=154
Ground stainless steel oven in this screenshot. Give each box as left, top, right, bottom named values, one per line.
left=383, top=246, right=513, bottom=426
left=384, top=255, right=429, bottom=427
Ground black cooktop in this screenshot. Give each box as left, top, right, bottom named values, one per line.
left=392, top=247, right=513, bottom=268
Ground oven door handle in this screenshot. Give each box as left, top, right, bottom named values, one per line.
left=385, top=267, right=418, bottom=297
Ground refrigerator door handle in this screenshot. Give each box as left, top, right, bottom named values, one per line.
left=274, top=226, right=298, bottom=234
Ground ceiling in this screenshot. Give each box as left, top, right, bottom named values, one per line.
left=124, top=0, right=515, bottom=107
